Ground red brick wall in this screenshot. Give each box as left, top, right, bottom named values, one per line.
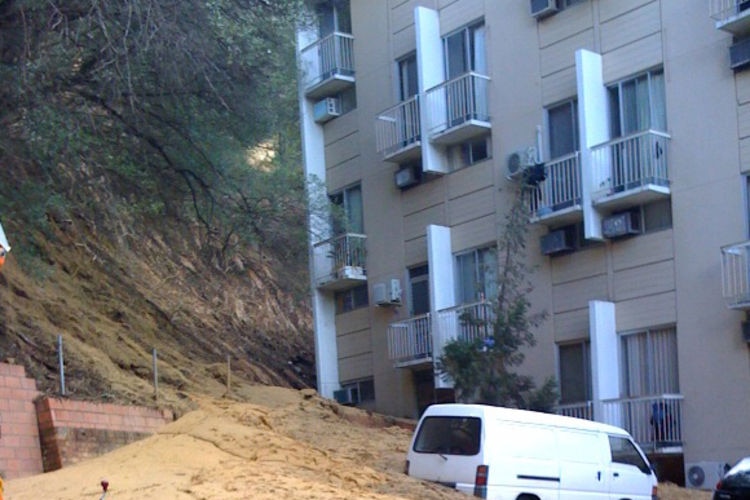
left=35, top=397, right=173, bottom=472
left=0, top=363, right=43, bottom=479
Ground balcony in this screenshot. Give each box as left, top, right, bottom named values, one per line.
left=375, top=95, right=421, bottom=163
left=424, top=72, right=491, bottom=145
left=556, top=400, right=594, bottom=421
left=721, top=240, right=750, bottom=308
left=529, top=151, right=583, bottom=225
left=591, top=130, right=671, bottom=211
left=710, top=0, right=750, bottom=34
left=601, top=394, right=683, bottom=453
left=312, top=233, right=366, bottom=291
left=300, top=32, right=355, bottom=100
left=386, top=300, right=494, bottom=368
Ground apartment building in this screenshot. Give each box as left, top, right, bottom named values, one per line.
left=297, top=0, right=750, bottom=487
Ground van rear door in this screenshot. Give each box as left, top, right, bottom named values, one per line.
left=408, top=415, right=482, bottom=493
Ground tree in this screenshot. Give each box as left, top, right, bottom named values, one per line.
left=437, top=185, right=558, bottom=412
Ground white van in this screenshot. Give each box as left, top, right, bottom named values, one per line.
left=406, top=404, right=658, bottom=499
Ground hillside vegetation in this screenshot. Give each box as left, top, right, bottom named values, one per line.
left=0, top=0, right=317, bottom=414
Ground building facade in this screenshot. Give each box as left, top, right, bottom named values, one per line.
left=297, top=0, right=750, bottom=487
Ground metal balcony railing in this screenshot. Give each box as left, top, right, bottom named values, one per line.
left=556, top=400, right=594, bottom=421
left=387, top=313, right=432, bottom=365
left=375, top=95, right=421, bottom=159
left=311, top=233, right=366, bottom=288
left=710, top=0, right=750, bottom=23
left=424, top=72, right=490, bottom=138
left=299, top=32, right=355, bottom=92
left=591, top=130, right=670, bottom=198
left=529, top=151, right=582, bottom=218
left=434, top=300, right=494, bottom=346
left=601, top=394, right=683, bottom=451
left=721, top=240, right=750, bottom=308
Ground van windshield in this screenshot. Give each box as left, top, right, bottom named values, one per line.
left=413, top=416, right=481, bottom=456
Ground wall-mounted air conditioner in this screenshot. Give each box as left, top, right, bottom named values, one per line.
left=313, top=97, right=341, bottom=123
left=685, top=461, right=727, bottom=490
left=540, top=228, right=574, bottom=256
left=374, top=279, right=402, bottom=306
left=530, top=0, right=559, bottom=19
left=506, top=146, right=537, bottom=180
left=730, top=37, right=750, bottom=71
left=333, top=386, right=359, bottom=405
left=394, top=165, right=420, bottom=190
left=602, top=211, right=641, bottom=239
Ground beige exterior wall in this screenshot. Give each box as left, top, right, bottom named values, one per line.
left=299, top=0, right=750, bottom=467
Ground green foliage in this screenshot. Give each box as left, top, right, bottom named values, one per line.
left=438, top=188, right=558, bottom=411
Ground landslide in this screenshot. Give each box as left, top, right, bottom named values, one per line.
left=0, top=164, right=315, bottom=415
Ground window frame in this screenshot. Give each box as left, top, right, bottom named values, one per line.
left=608, top=67, right=667, bottom=138
left=546, top=98, right=579, bottom=160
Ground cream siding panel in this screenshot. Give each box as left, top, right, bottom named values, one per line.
left=391, top=1, right=417, bottom=35
left=551, top=247, right=607, bottom=284
left=600, top=2, right=661, bottom=54
left=326, top=158, right=362, bottom=193
left=613, top=260, right=674, bottom=301
left=741, top=137, right=750, bottom=173
left=403, top=204, right=445, bottom=240
left=325, top=110, right=359, bottom=143
left=540, top=29, right=594, bottom=77
left=538, top=4, right=593, bottom=49
left=598, top=0, right=655, bottom=23
left=615, top=291, right=676, bottom=332
left=542, top=67, right=578, bottom=106
left=437, top=0, right=458, bottom=9
left=335, top=307, right=370, bottom=333
left=325, top=132, right=360, bottom=169
left=553, top=309, right=590, bottom=342
left=402, top=181, right=445, bottom=215
left=448, top=187, right=494, bottom=226
left=439, top=0, right=483, bottom=34
left=602, top=32, right=662, bottom=83
left=337, top=328, right=372, bottom=358
left=339, top=353, right=373, bottom=381
left=404, top=236, right=428, bottom=265
left=737, top=70, right=750, bottom=105
left=451, top=214, right=495, bottom=252
left=449, top=161, right=494, bottom=198
left=740, top=103, right=750, bottom=139
left=552, top=275, right=608, bottom=314
left=393, top=26, right=417, bottom=57
left=611, top=230, right=674, bottom=271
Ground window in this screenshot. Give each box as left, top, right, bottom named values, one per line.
left=643, top=199, right=672, bottom=232
left=341, top=378, right=375, bottom=403
left=398, top=53, right=418, bottom=101
left=409, top=265, right=430, bottom=316
left=547, top=99, right=579, bottom=159
left=609, top=68, right=667, bottom=138
left=447, top=137, right=491, bottom=170
left=558, top=341, right=592, bottom=404
left=608, top=436, right=650, bottom=473
left=443, top=21, right=486, bottom=79
left=330, top=184, right=363, bottom=234
left=315, top=0, right=351, bottom=37
left=413, top=416, right=481, bottom=456
left=338, top=86, right=357, bottom=114
left=620, top=326, right=679, bottom=397
left=456, top=246, right=497, bottom=303
left=335, top=284, right=368, bottom=314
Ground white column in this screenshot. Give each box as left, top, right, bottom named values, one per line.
left=427, top=224, right=455, bottom=389
left=589, top=300, right=621, bottom=427
left=576, top=49, right=609, bottom=241
left=415, top=7, right=448, bottom=174
left=298, top=28, right=340, bottom=400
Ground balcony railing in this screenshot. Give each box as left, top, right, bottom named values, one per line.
left=387, top=301, right=494, bottom=367
left=591, top=130, right=670, bottom=207
left=424, top=72, right=491, bottom=144
left=312, top=233, right=366, bottom=290
left=387, top=313, right=432, bottom=366
left=556, top=400, right=594, bottom=421
left=375, top=95, right=421, bottom=162
left=710, top=0, right=750, bottom=33
left=601, top=394, right=683, bottom=452
left=721, top=240, right=750, bottom=308
left=529, top=151, right=582, bottom=221
left=300, top=32, right=355, bottom=98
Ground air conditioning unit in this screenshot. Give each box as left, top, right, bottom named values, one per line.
left=530, top=0, right=559, bottom=19
left=685, top=461, right=727, bottom=490
left=506, top=146, right=537, bottom=180
left=333, top=386, right=359, bottom=406
left=374, top=279, right=402, bottom=306
left=602, top=211, right=641, bottom=239
left=394, top=165, right=420, bottom=190
left=730, top=38, right=750, bottom=71
left=313, top=97, right=341, bottom=123
left=540, top=228, right=574, bottom=256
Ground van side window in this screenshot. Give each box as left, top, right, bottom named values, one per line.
left=608, top=436, right=650, bottom=474
left=413, top=417, right=481, bottom=456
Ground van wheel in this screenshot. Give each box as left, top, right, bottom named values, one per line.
left=516, top=495, right=540, bottom=500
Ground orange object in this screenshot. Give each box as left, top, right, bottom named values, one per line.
left=0, top=250, right=5, bottom=272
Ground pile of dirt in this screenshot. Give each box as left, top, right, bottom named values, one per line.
left=6, top=386, right=711, bottom=500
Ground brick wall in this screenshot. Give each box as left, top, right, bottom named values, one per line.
left=0, top=363, right=43, bottom=479
left=35, top=397, right=173, bottom=472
